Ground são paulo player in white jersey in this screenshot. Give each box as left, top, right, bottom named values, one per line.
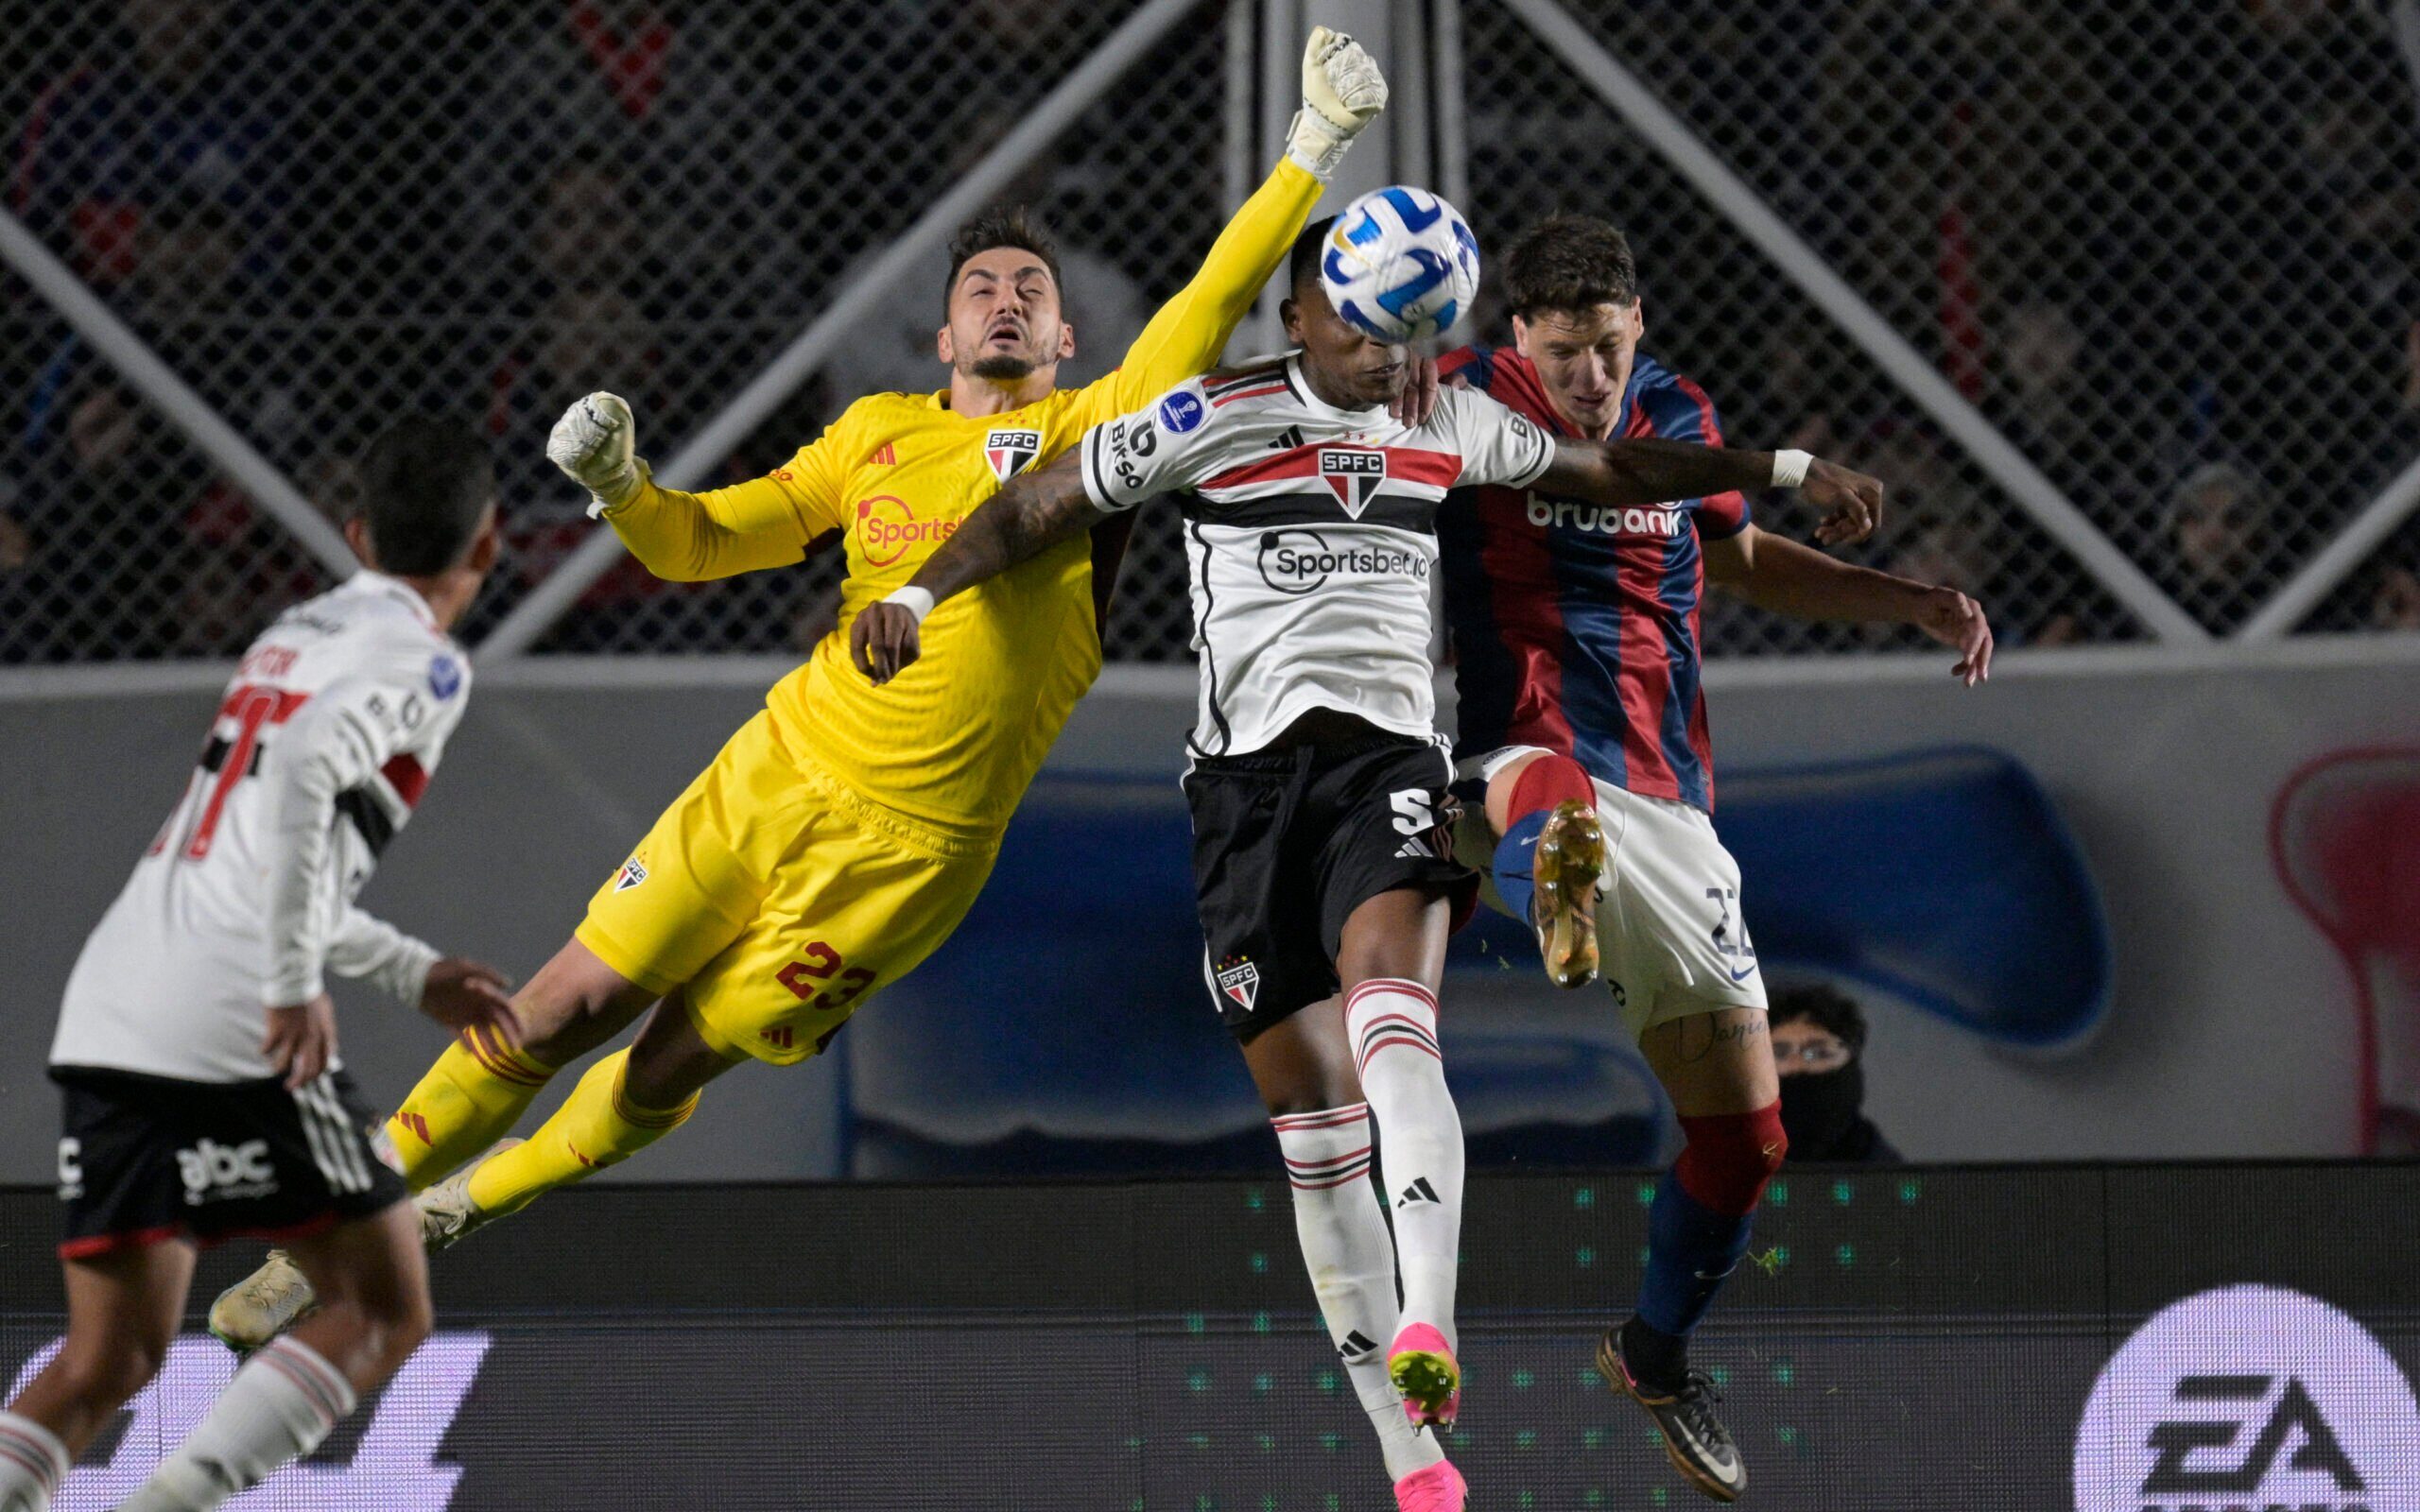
left=0, top=420, right=517, bottom=1512
left=849, top=216, right=1883, bottom=1512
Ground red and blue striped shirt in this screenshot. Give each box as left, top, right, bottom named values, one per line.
left=1438, top=346, right=1747, bottom=813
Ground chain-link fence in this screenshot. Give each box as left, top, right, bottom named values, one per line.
left=5, top=0, right=2418, bottom=663
left=1464, top=0, right=2420, bottom=651
left=0, top=0, right=1228, bottom=662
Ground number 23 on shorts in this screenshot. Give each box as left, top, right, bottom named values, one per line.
left=775, top=940, right=876, bottom=1010
left=767, top=940, right=877, bottom=1056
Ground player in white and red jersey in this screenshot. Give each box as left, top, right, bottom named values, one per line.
left=849, top=217, right=1882, bottom=1512
left=0, top=420, right=515, bottom=1512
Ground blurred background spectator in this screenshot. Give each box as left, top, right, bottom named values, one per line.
left=0, top=0, right=2413, bottom=662
left=1770, top=983, right=1899, bottom=1163
left=2161, top=462, right=2275, bottom=630
left=9, top=0, right=279, bottom=295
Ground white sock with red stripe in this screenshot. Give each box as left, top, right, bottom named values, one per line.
left=1345, top=978, right=1465, bottom=1351
left=116, top=1338, right=356, bottom=1511
left=1273, top=1104, right=1444, bottom=1483
left=0, top=1410, right=70, bottom=1511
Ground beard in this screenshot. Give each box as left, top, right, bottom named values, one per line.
left=969, top=352, right=1038, bottom=382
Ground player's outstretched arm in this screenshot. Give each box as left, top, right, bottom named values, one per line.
left=852, top=451, right=1107, bottom=684
left=1536, top=438, right=1882, bottom=539
left=1704, top=526, right=1994, bottom=685
left=1105, top=28, right=1387, bottom=408
left=549, top=392, right=841, bottom=581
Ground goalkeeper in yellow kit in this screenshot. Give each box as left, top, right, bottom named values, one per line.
left=209, top=30, right=1390, bottom=1344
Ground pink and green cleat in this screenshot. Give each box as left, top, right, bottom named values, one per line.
left=1393, top=1458, right=1467, bottom=1510
left=1389, top=1322, right=1461, bottom=1431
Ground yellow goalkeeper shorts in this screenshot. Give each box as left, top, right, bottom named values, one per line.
left=574, top=710, right=999, bottom=1066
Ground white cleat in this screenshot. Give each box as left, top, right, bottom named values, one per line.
left=207, top=1249, right=318, bottom=1355
left=416, top=1137, right=522, bottom=1252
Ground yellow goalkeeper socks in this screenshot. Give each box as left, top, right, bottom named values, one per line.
left=464, top=1050, right=698, bottom=1219
left=385, top=1030, right=556, bottom=1191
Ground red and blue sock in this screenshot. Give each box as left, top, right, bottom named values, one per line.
left=1630, top=1102, right=1788, bottom=1383
left=1491, top=754, right=1596, bottom=923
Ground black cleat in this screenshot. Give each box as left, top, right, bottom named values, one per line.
left=1598, top=1326, right=1746, bottom=1502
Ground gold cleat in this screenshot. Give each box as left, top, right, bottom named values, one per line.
left=1530, top=799, right=1605, bottom=988
left=207, top=1249, right=318, bottom=1356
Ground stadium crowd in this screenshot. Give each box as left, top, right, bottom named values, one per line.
left=2, top=0, right=2415, bottom=661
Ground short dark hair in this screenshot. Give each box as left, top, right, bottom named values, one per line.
left=356, top=418, right=493, bottom=576
left=1502, top=215, right=1638, bottom=319
left=942, top=207, right=1063, bottom=314
left=1768, top=983, right=1869, bottom=1054
left=1288, top=216, right=1337, bottom=300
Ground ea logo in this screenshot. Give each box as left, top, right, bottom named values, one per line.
left=2074, top=1284, right=2420, bottom=1512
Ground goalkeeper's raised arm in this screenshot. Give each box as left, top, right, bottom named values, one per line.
left=1096, top=25, right=1388, bottom=413
left=544, top=26, right=1387, bottom=587
left=546, top=392, right=846, bottom=583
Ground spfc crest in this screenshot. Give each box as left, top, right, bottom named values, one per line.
left=614, top=854, right=648, bottom=892
left=1215, top=955, right=1261, bottom=1011
left=1319, top=449, right=1387, bottom=517
left=984, top=426, right=1042, bottom=482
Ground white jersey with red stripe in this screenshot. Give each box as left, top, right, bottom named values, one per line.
left=1080, top=354, right=1552, bottom=757
left=52, top=571, right=473, bottom=1082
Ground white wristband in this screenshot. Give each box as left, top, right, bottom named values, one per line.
left=883, top=586, right=936, bottom=625
left=1772, top=449, right=1813, bottom=489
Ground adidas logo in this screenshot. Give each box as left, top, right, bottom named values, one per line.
left=1395, top=836, right=1434, bottom=858
left=1338, top=1330, right=1379, bottom=1360
left=869, top=441, right=897, bottom=466
left=760, top=1025, right=795, bottom=1050
left=1396, top=1177, right=1440, bottom=1209
left=1266, top=424, right=1305, bottom=451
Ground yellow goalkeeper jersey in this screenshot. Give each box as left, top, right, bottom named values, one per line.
left=598, top=158, right=1322, bottom=837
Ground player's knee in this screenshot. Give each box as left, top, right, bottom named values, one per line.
left=56, top=1334, right=164, bottom=1411
left=1253, top=1053, right=1365, bottom=1119
left=348, top=1281, right=434, bottom=1373
left=514, top=943, right=652, bottom=1060
left=1673, top=1101, right=1787, bottom=1217
left=380, top=1287, right=435, bottom=1365
left=1263, top=1088, right=1360, bottom=1120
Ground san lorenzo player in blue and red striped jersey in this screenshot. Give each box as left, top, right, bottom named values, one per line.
left=1435, top=215, right=1994, bottom=1503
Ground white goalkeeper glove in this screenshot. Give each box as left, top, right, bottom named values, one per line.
left=1286, top=26, right=1387, bottom=180
left=546, top=391, right=645, bottom=516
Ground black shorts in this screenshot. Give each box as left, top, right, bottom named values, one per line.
left=1184, top=731, right=1474, bottom=1037
left=51, top=1065, right=407, bottom=1260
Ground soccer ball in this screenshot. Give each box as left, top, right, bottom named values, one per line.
left=1319, top=186, right=1481, bottom=345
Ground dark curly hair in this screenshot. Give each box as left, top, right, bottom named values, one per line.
left=1768, top=982, right=1869, bottom=1053
left=1501, top=215, right=1638, bottom=319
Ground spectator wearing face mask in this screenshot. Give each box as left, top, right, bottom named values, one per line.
left=1769, top=985, right=1899, bottom=1162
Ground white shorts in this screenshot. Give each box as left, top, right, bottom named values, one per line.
left=1457, top=747, right=1768, bottom=1042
